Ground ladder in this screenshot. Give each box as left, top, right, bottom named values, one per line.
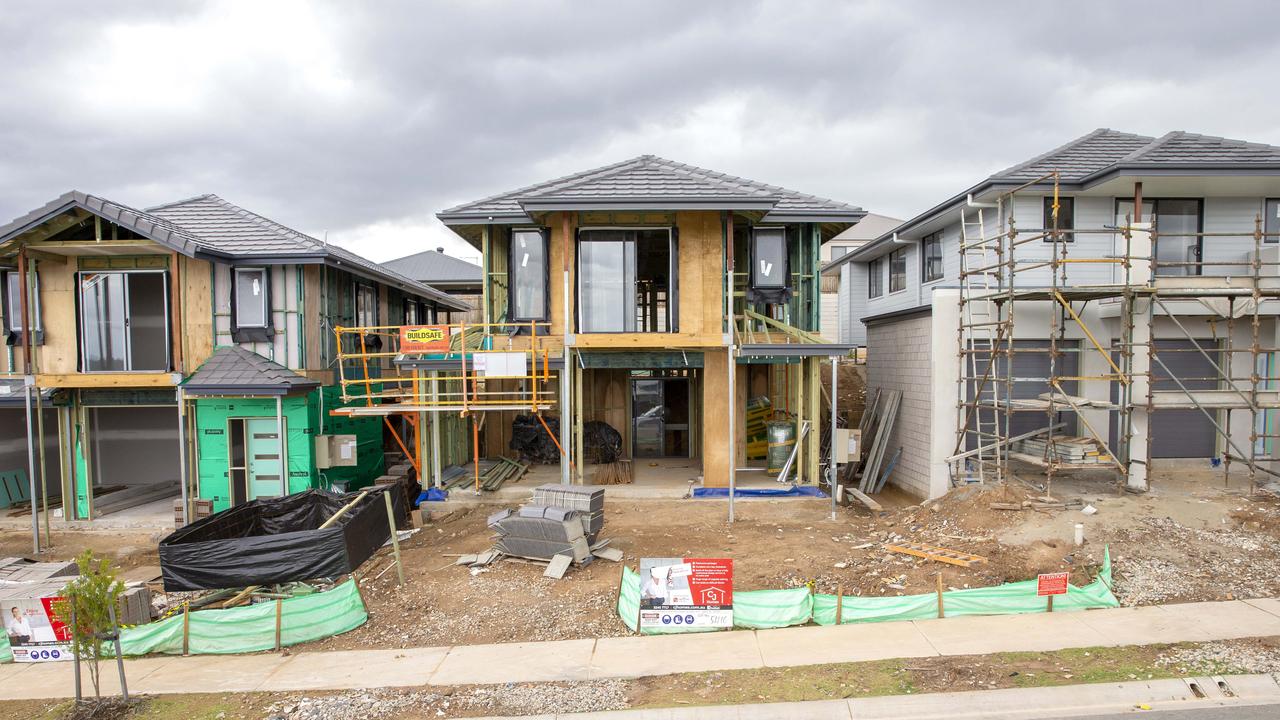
left=954, top=201, right=1009, bottom=485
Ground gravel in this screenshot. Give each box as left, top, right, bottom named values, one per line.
left=1156, top=641, right=1280, bottom=675
left=262, top=679, right=630, bottom=719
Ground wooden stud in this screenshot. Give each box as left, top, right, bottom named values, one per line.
left=936, top=573, right=945, bottom=618
left=835, top=583, right=844, bottom=625
left=384, top=490, right=405, bottom=586
left=274, top=598, right=283, bottom=650
left=182, top=604, right=190, bottom=656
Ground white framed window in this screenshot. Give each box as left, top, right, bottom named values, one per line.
left=233, top=267, right=269, bottom=329
left=510, top=229, right=548, bottom=321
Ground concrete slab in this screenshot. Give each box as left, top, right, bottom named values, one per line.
left=130, top=653, right=288, bottom=694
left=259, top=647, right=449, bottom=691
left=912, top=610, right=1102, bottom=656
left=590, top=631, right=761, bottom=679
left=543, top=699, right=853, bottom=720
left=429, top=638, right=596, bottom=685
left=1159, top=600, right=1280, bottom=640
left=1243, top=597, right=1280, bottom=619
left=1072, top=605, right=1204, bottom=646
left=0, top=656, right=176, bottom=700
left=756, top=621, right=938, bottom=667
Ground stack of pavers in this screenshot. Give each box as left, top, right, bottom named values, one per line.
left=487, top=484, right=606, bottom=566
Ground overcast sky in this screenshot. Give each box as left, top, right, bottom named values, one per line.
left=2, top=1, right=1278, bottom=264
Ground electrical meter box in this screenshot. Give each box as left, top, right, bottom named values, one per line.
left=316, top=434, right=358, bottom=469
left=833, top=428, right=861, bottom=464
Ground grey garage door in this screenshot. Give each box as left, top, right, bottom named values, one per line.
left=966, top=340, right=1079, bottom=446
left=1150, top=339, right=1219, bottom=458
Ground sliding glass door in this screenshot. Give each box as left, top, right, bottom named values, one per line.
left=79, top=271, right=170, bottom=372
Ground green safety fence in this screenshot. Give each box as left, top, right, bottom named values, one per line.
left=618, top=548, right=1117, bottom=634
left=1, top=579, right=366, bottom=663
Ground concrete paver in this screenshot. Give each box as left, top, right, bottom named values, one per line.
left=755, top=621, right=937, bottom=667
left=260, top=647, right=450, bottom=691
left=590, top=630, right=762, bottom=679
left=911, top=609, right=1101, bottom=655
left=429, top=638, right=597, bottom=685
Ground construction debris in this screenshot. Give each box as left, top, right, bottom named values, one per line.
left=843, top=387, right=902, bottom=495
left=1013, top=436, right=1109, bottom=466
left=593, top=460, right=634, bottom=485
left=885, top=541, right=988, bottom=568
left=510, top=416, right=623, bottom=465
left=543, top=554, right=573, bottom=580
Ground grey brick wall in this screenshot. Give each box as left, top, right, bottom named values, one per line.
left=865, top=311, right=934, bottom=498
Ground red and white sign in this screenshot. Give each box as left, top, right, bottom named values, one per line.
left=399, top=325, right=451, bottom=353
left=4, top=594, right=73, bottom=663
left=639, top=557, right=733, bottom=629
left=1036, top=572, right=1071, bottom=597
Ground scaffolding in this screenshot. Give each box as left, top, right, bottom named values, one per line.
left=330, top=321, right=561, bottom=493
left=951, top=174, right=1280, bottom=495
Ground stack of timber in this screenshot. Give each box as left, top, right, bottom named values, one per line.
left=593, top=460, right=634, bottom=485
left=744, top=396, right=772, bottom=460
left=438, top=458, right=529, bottom=491
left=841, top=388, right=902, bottom=503
left=1012, top=435, right=1107, bottom=467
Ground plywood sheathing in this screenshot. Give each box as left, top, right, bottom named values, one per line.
left=702, top=347, right=730, bottom=487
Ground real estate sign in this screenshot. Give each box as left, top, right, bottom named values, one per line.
left=3, top=593, right=72, bottom=662
left=638, top=557, right=733, bottom=629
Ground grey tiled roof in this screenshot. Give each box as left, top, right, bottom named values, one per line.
left=1121, top=131, right=1280, bottom=164
left=146, top=195, right=467, bottom=310
left=181, top=346, right=318, bottom=395
left=382, top=249, right=481, bottom=285
left=437, top=155, right=863, bottom=222
left=993, top=129, right=1156, bottom=181
left=0, top=191, right=204, bottom=253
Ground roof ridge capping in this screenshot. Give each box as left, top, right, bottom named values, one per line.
left=991, top=128, right=1156, bottom=181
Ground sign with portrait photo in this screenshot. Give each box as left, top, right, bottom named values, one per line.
left=638, top=557, right=733, bottom=630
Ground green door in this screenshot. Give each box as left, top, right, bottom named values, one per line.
left=246, top=418, right=286, bottom=500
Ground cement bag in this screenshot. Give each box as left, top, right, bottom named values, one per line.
left=812, top=591, right=938, bottom=625
left=732, top=588, right=812, bottom=629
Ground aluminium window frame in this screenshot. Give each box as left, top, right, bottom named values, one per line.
left=574, top=226, right=678, bottom=334
left=868, top=257, right=883, bottom=298
left=509, top=227, right=550, bottom=323
left=75, top=268, right=172, bottom=373
left=887, top=247, right=908, bottom=294
left=2, top=268, right=43, bottom=344
left=749, top=226, right=790, bottom=290
left=920, top=232, right=944, bottom=283
left=1115, top=197, right=1204, bottom=277
left=232, top=266, right=271, bottom=330
left=1265, top=198, right=1280, bottom=244
left=1043, top=195, right=1076, bottom=243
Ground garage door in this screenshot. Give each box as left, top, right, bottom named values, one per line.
left=965, top=340, right=1079, bottom=446
left=1150, top=339, right=1219, bottom=458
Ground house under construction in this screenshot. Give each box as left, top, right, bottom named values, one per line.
left=845, top=130, right=1280, bottom=498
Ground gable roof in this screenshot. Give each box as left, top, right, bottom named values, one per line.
left=0, top=191, right=205, bottom=255
left=181, top=345, right=319, bottom=396
left=850, top=128, right=1280, bottom=262
left=437, top=155, right=864, bottom=225
left=382, top=249, right=482, bottom=286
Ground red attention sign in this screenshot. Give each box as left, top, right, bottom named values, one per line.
left=684, top=558, right=733, bottom=607
left=1037, top=572, right=1071, bottom=596
left=399, top=325, right=450, bottom=353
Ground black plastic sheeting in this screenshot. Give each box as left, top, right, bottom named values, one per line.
left=158, top=488, right=405, bottom=592
left=509, top=414, right=622, bottom=465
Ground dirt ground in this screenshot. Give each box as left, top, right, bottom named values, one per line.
left=5, top=462, right=1280, bottom=650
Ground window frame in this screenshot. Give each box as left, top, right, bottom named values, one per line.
left=76, top=269, right=172, bottom=373
left=868, top=258, right=883, bottom=298
left=1043, top=196, right=1075, bottom=243
left=888, top=247, right=907, bottom=294
left=575, top=226, right=677, bottom=334
left=750, top=226, right=789, bottom=290
left=2, top=270, right=43, bottom=343
left=354, top=282, right=378, bottom=327
left=509, top=228, right=550, bottom=322
left=1115, top=197, right=1204, bottom=276
left=1265, top=198, right=1280, bottom=244
left=920, top=232, right=944, bottom=283
left=232, top=266, right=270, bottom=330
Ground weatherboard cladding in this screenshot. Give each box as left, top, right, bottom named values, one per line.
left=437, top=154, right=861, bottom=221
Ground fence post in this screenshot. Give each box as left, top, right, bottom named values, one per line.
left=936, top=573, right=945, bottom=619
left=181, top=604, right=190, bottom=656
left=835, top=583, right=844, bottom=625
left=274, top=599, right=283, bottom=651
left=384, top=491, right=405, bottom=586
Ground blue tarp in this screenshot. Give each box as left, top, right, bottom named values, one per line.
left=692, top=486, right=827, bottom=498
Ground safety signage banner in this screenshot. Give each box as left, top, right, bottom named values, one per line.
left=638, top=557, right=733, bottom=629
left=4, top=595, right=73, bottom=662
left=399, top=325, right=451, bottom=353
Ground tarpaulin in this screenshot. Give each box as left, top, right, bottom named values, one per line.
left=692, top=486, right=827, bottom=498
left=159, top=488, right=403, bottom=591
left=619, top=548, right=1119, bottom=634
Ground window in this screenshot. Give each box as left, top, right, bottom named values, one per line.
left=1043, top=196, right=1075, bottom=242
left=577, top=228, right=675, bottom=333
left=888, top=248, right=907, bottom=293
left=2, top=270, right=42, bottom=343
left=829, top=246, right=850, bottom=261
left=868, top=258, right=883, bottom=298
left=751, top=228, right=788, bottom=289
left=510, top=229, right=548, bottom=321
left=79, top=271, right=170, bottom=372
left=1117, top=198, right=1202, bottom=276
left=355, top=284, right=378, bottom=326
left=921, top=232, right=943, bottom=282
left=233, top=268, right=269, bottom=328
left=1266, top=199, right=1280, bottom=244
left=403, top=299, right=420, bottom=325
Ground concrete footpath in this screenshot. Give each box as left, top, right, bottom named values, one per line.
left=4, top=598, right=1280, bottom=701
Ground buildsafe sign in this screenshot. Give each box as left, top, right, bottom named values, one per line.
left=399, top=325, right=450, bottom=353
